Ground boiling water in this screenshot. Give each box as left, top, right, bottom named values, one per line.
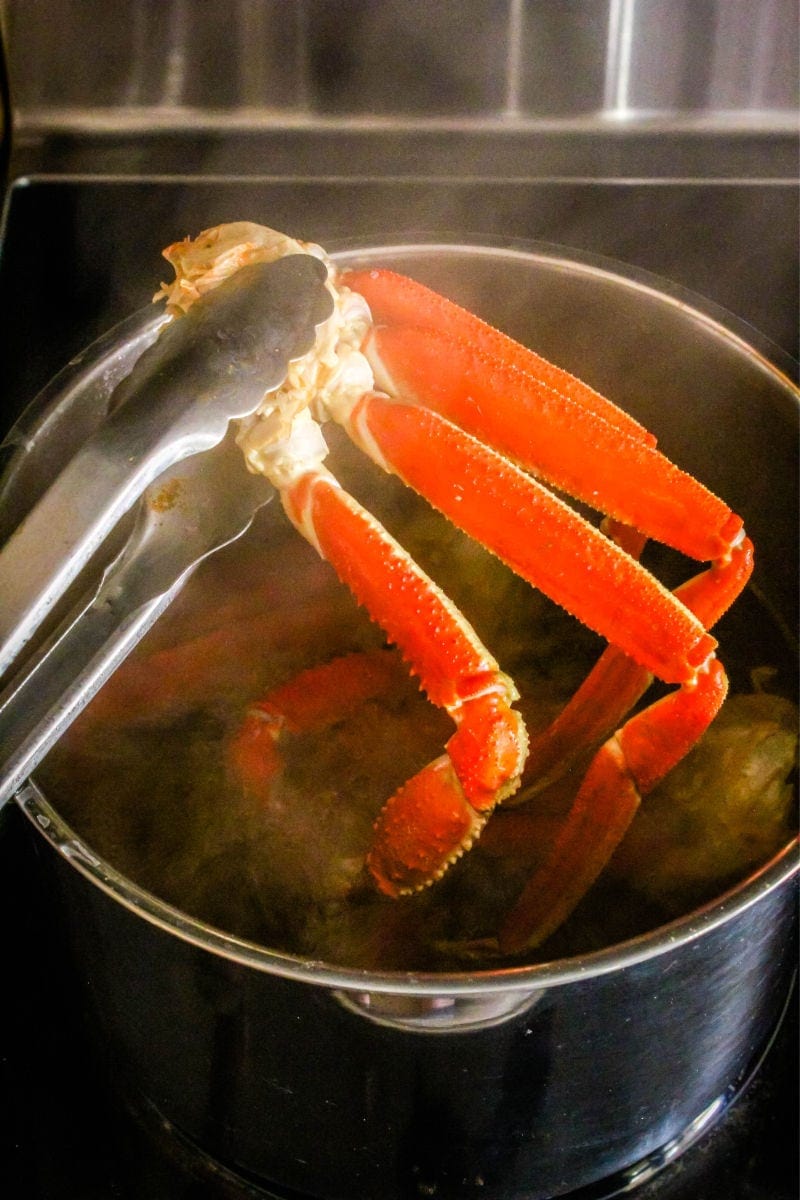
left=36, top=441, right=798, bottom=971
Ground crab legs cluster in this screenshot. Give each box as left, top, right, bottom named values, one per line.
left=155, top=223, right=753, bottom=954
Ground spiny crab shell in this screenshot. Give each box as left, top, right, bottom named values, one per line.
left=155, top=222, right=374, bottom=492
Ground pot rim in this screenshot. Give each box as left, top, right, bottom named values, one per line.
left=10, top=236, right=800, bottom=997
left=328, top=234, right=799, bottom=386
left=17, top=780, right=800, bottom=995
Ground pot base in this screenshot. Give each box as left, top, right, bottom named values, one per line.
left=120, top=1013, right=787, bottom=1200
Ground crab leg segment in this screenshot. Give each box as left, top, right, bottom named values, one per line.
left=230, top=650, right=402, bottom=800
left=340, top=268, right=656, bottom=446
left=499, top=659, right=729, bottom=953
left=280, top=468, right=528, bottom=896
left=336, top=393, right=716, bottom=684
left=342, top=268, right=742, bottom=562
left=521, top=532, right=755, bottom=797
left=328, top=392, right=752, bottom=949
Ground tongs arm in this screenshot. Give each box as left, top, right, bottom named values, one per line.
left=0, top=435, right=272, bottom=807
left=0, top=253, right=332, bottom=678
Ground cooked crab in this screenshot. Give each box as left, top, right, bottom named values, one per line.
left=153, top=222, right=753, bottom=953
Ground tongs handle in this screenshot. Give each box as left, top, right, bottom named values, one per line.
left=0, top=555, right=182, bottom=808
left=0, top=435, right=272, bottom=806
left=0, top=253, right=332, bottom=678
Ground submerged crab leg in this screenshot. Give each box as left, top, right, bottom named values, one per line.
left=279, top=467, right=528, bottom=896
left=229, top=649, right=402, bottom=798
left=497, top=537, right=754, bottom=950
left=498, top=657, right=728, bottom=952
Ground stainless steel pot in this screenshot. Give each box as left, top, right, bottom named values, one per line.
left=3, top=242, right=798, bottom=1200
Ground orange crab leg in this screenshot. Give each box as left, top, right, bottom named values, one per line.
left=340, top=268, right=657, bottom=447
left=338, top=393, right=716, bottom=682
left=330, top=392, right=752, bottom=945
left=342, top=269, right=741, bottom=562
left=521, top=533, right=755, bottom=797
left=365, top=324, right=741, bottom=562
left=498, top=657, right=729, bottom=952
left=343, top=273, right=752, bottom=789
left=280, top=468, right=528, bottom=895
left=229, top=649, right=402, bottom=800
left=505, top=516, right=652, bottom=793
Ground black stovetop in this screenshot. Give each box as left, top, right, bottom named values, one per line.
left=0, top=175, right=797, bottom=1199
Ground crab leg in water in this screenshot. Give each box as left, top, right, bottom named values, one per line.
left=499, top=539, right=752, bottom=950
left=229, top=649, right=402, bottom=798
left=521, top=536, right=755, bottom=800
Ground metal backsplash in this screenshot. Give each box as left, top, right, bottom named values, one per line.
left=4, top=0, right=799, bottom=119
left=1, top=0, right=798, bottom=179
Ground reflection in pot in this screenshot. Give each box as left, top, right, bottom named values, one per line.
left=5, top=242, right=798, bottom=1200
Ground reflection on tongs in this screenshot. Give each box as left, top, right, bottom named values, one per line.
left=0, top=253, right=333, bottom=804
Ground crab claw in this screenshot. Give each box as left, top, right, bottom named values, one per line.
left=369, top=691, right=528, bottom=895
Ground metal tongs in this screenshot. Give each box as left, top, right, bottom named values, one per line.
left=0, top=253, right=333, bottom=804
